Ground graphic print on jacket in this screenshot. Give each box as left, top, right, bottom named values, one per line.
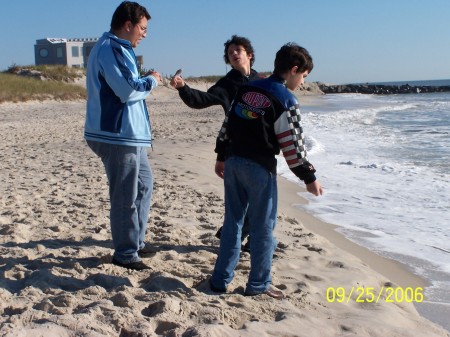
left=234, top=91, right=271, bottom=119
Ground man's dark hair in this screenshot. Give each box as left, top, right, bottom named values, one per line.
left=223, top=35, right=255, bottom=67
left=110, top=1, right=151, bottom=30
left=273, top=43, right=313, bottom=76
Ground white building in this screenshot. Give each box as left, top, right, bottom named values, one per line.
left=34, top=38, right=98, bottom=68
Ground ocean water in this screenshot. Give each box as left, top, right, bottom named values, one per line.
left=276, top=83, right=450, bottom=329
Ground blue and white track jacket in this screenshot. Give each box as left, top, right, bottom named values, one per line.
left=84, top=32, right=158, bottom=147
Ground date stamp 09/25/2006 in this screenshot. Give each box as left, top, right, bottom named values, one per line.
left=326, top=286, right=424, bottom=304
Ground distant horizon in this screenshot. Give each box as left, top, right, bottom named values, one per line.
left=1, top=1, right=449, bottom=84
left=349, top=78, right=450, bottom=86
left=3, top=63, right=450, bottom=87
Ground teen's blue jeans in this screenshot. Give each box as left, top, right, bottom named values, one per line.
left=211, top=156, right=278, bottom=294
left=87, top=140, right=153, bottom=264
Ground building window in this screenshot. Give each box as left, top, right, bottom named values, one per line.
left=39, top=48, right=48, bottom=57
left=85, top=46, right=93, bottom=57
left=57, top=47, right=63, bottom=58
left=71, top=46, right=79, bottom=57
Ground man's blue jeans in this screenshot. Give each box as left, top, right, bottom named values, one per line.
left=87, top=140, right=153, bottom=264
left=211, top=156, right=278, bottom=294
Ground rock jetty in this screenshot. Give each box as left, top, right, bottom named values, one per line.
left=318, top=83, right=450, bottom=95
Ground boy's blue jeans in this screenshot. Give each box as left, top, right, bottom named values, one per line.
left=87, top=140, right=153, bottom=264
left=211, top=156, right=278, bottom=294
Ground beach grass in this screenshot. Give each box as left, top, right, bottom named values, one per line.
left=6, top=64, right=85, bottom=82
left=0, top=65, right=86, bottom=103
left=0, top=65, right=274, bottom=104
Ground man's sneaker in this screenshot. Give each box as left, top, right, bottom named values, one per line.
left=138, top=245, right=158, bottom=258
left=111, top=257, right=151, bottom=271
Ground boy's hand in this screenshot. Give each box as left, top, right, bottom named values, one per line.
left=170, top=75, right=185, bottom=89
left=306, top=180, right=323, bottom=196
left=215, top=161, right=225, bottom=179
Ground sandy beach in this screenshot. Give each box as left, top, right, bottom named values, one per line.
left=0, top=84, right=448, bottom=337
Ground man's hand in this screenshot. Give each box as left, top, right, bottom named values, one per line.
left=146, top=70, right=162, bottom=82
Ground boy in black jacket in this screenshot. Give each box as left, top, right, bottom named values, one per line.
left=171, top=35, right=260, bottom=246
left=210, top=43, right=323, bottom=299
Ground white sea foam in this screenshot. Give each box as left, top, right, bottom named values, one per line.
left=279, top=91, right=450, bottom=306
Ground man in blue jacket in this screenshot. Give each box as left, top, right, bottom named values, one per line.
left=84, top=1, right=161, bottom=270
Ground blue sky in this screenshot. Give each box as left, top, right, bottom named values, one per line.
left=1, top=0, right=449, bottom=84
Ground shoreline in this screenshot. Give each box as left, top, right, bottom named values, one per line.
left=277, top=176, right=450, bottom=333
left=276, top=177, right=427, bottom=290
left=0, top=92, right=448, bottom=336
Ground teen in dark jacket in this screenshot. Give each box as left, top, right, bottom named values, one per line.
left=171, top=35, right=260, bottom=245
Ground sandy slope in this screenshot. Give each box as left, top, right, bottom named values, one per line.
left=0, top=86, right=448, bottom=336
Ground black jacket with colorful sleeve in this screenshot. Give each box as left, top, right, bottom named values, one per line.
left=215, top=75, right=317, bottom=184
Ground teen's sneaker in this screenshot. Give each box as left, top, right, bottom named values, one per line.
left=215, top=227, right=223, bottom=239
left=244, top=286, right=285, bottom=299
left=241, top=239, right=251, bottom=253
left=209, top=278, right=227, bottom=293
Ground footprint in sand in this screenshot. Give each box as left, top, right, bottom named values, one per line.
left=327, top=261, right=346, bottom=268
left=304, top=274, right=324, bottom=282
